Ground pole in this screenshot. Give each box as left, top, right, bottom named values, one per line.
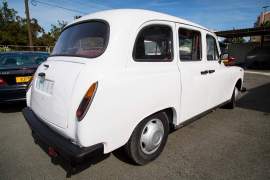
left=24, top=0, right=33, bottom=50
left=261, top=35, right=264, bottom=47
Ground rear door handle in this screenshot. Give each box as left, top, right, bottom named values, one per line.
left=201, top=70, right=208, bottom=75
left=208, top=70, right=215, bottom=74
left=38, top=72, right=46, bottom=77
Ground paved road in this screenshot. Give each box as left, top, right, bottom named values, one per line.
left=245, top=70, right=270, bottom=76
left=0, top=73, right=269, bottom=180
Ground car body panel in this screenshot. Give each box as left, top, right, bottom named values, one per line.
left=31, top=60, right=85, bottom=130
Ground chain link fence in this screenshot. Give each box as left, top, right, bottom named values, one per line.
left=0, top=45, right=54, bottom=53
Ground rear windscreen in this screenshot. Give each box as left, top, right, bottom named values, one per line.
left=51, top=21, right=109, bottom=58
left=0, top=53, right=48, bottom=67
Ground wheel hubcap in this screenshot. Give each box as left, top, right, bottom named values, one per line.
left=140, top=118, right=164, bottom=154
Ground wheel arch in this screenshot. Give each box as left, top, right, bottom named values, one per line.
left=235, top=78, right=242, bottom=91
left=125, top=107, right=178, bottom=145
left=163, top=107, right=178, bottom=130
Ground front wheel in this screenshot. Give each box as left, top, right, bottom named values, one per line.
left=124, top=112, right=169, bottom=165
left=225, top=87, right=239, bottom=109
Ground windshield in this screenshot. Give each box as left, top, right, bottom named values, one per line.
left=51, top=21, right=109, bottom=58
left=0, top=53, right=48, bottom=68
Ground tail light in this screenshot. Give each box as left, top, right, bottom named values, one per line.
left=76, top=82, right=98, bottom=121
left=0, top=78, right=6, bottom=86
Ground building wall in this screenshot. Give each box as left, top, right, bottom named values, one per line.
left=260, top=11, right=270, bottom=24
left=251, top=11, right=270, bottom=42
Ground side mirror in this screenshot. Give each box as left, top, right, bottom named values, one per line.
left=218, top=53, right=228, bottom=64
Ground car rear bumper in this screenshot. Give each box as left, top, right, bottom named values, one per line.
left=22, top=107, right=104, bottom=163
left=0, top=86, right=26, bottom=102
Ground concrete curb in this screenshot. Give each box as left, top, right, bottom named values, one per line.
left=245, top=70, right=270, bottom=76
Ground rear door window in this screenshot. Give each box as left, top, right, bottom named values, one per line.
left=179, top=28, right=202, bottom=61
left=51, top=21, right=109, bottom=58
left=133, top=25, right=173, bottom=62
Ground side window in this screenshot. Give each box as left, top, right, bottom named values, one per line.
left=133, top=25, right=173, bottom=62
left=206, top=35, right=219, bottom=60
left=178, top=28, right=201, bottom=61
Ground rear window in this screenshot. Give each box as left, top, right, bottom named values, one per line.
left=51, top=21, right=109, bottom=58
left=0, top=53, right=48, bottom=67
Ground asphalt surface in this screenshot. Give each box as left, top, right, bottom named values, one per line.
left=0, top=73, right=269, bottom=180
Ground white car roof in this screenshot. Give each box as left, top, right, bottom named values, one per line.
left=68, top=9, right=209, bottom=31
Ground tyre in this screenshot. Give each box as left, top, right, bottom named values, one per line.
left=225, top=87, right=239, bottom=109
left=125, top=112, right=169, bottom=165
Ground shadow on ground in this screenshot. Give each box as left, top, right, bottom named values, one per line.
left=0, top=102, right=26, bottom=113
left=237, top=83, right=270, bottom=113
left=112, top=147, right=136, bottom=165
left=34, top=134, right=135, bottom=178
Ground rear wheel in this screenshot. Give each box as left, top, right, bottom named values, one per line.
left=125, top=112, right=169, bottom=165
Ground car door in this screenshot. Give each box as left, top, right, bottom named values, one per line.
left=205, top=34, right=229, bottom=107
left=177, top=24, right=210, bottom=122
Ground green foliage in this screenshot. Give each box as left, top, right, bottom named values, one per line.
left=223, top=37, right=246, bottom=44
left=0, top=0, right=17, bottom=23
left=37, top=20, right=67, bottom=46
left=232, top=37, right=245, bottom=43
left=51, top=20, right=67, bottom=39
left=0, top=0, right=67, bottom=47
left=262, top=21, right=270, bottom=28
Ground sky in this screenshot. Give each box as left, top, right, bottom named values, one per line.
left=7, top=0, right=270, bottom=32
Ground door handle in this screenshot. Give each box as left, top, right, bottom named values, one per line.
left=38, top=72, right=46, bottom=77
left=201, top=70, right=208, bottom=75
left=208, top=70, right=215, bottom=74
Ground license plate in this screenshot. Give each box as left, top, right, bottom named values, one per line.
left=16, top=76, right=32, bottom=83
left=36, top=77, right=54, bottom=95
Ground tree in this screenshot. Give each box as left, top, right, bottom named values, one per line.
left=0, top=0, right=68, bottom=48
left=262, top=20, right=270, bottom=28
left=38, top=20, right=67, bottom=46
left=232, top=37, right=245, bottom=43
left=50, top=20, right=67, bottom=41
left=0, top=0, right=43, bottom=46
left=0, top=0, right=17, bottom=23
left=223, top=37, right=245, bottom=44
